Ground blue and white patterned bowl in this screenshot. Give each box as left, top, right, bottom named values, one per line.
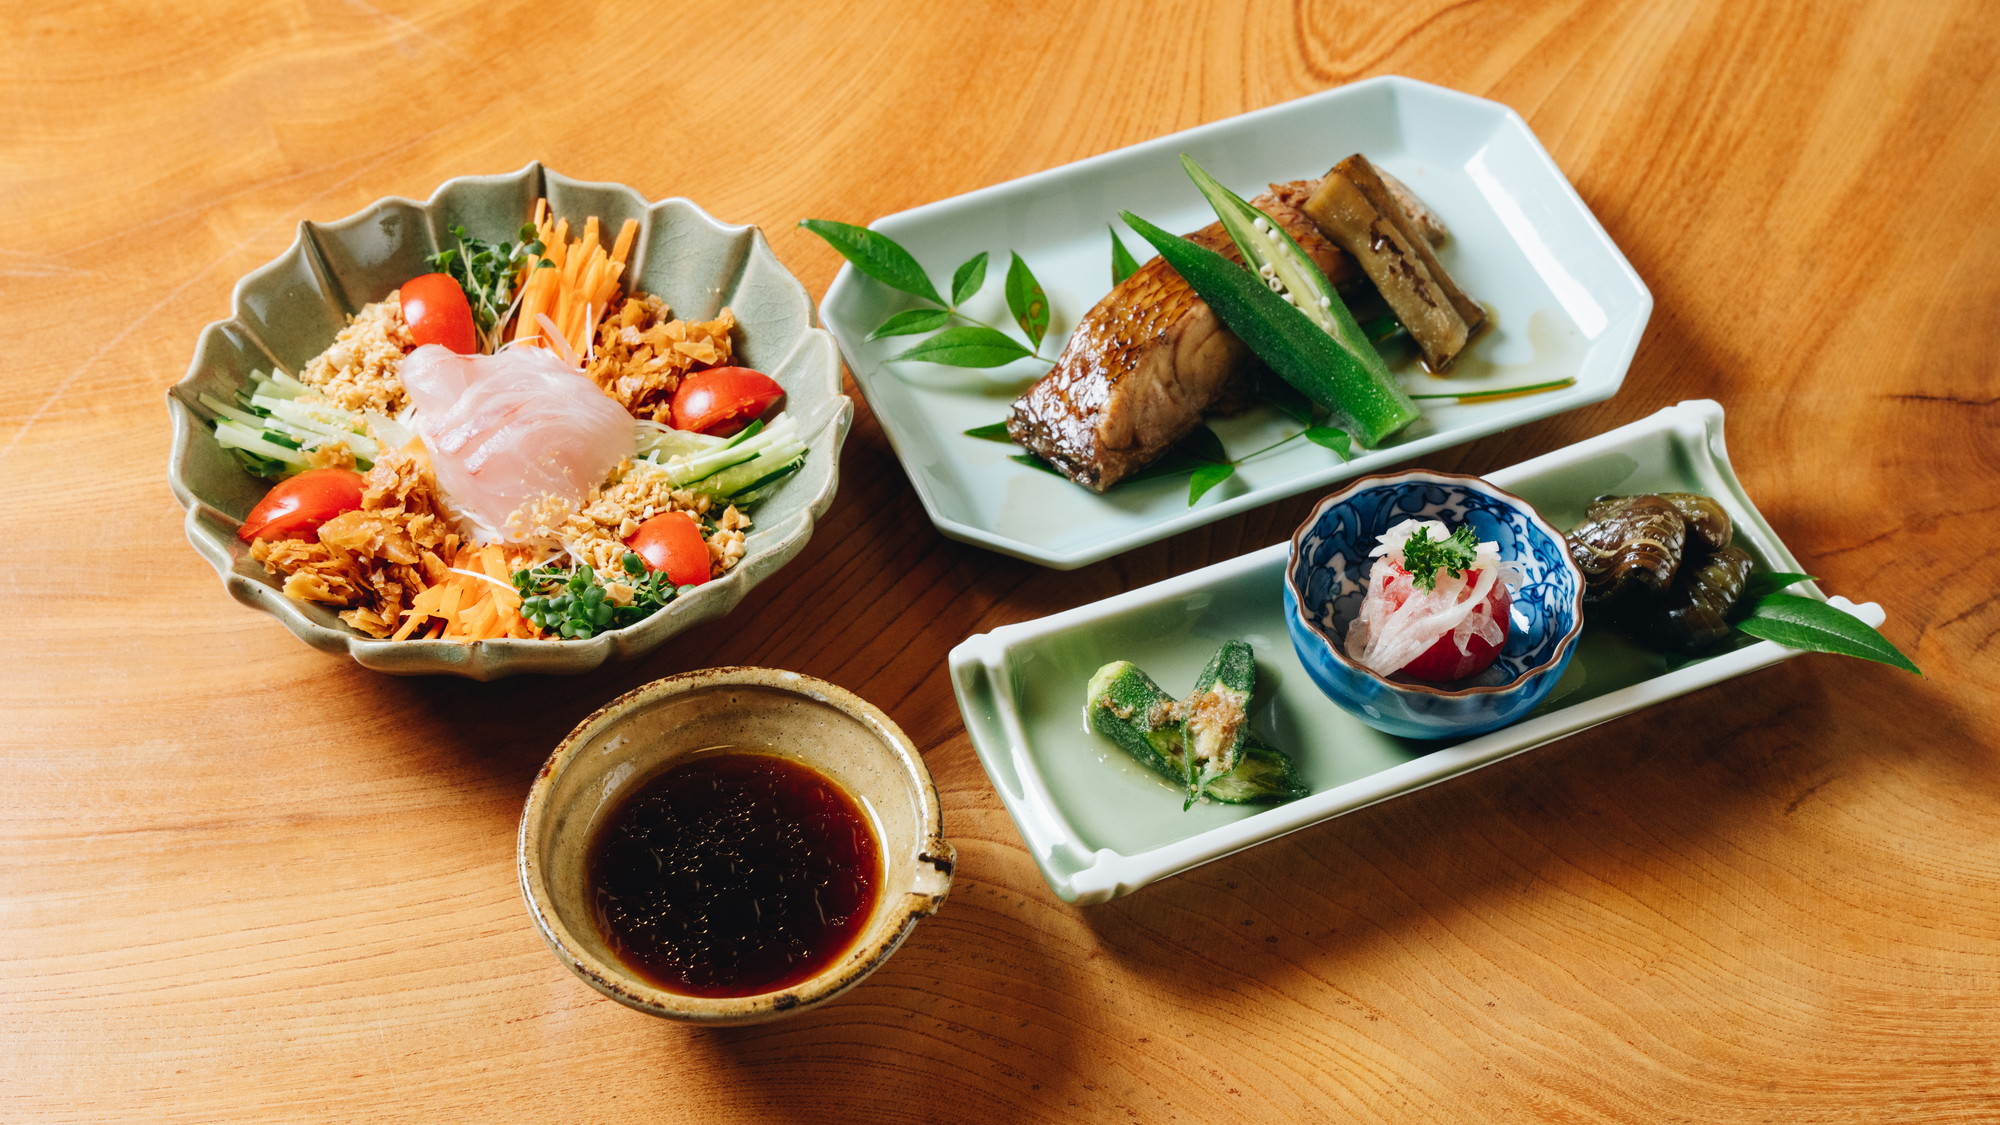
left=1282, top=471, right=1585, bottom=739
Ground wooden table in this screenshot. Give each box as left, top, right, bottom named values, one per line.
left=6, top=1, right=1998, bottom=1120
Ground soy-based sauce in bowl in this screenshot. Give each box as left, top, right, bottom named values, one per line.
left=586, top=751, right=881, bottom=998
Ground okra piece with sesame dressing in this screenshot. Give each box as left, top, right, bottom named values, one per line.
left=1086, top=661, right=1191, bottom=784
left=1180, top=639, right=1256, bottom=806
left=1085, top=644, right=1308, bottom=807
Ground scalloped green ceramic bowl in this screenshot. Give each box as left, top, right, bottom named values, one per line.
left=167, top=164, right=850, bottom=678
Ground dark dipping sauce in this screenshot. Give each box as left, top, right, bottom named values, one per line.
left=586, top=750, right=880, bottom=998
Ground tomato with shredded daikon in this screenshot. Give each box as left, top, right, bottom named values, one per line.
left=1343, top=518, right=1523, bottom=683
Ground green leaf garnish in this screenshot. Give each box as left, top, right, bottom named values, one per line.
left=1110, top=225, right=1141, bottom=286
left=1735, top=593, right=1920, bottom=674
left=799, top=219, right=943, bottom=305
left=868, top=308, right=951, bottom=340
left=888, top=325, right=1035, bottom=368
left=1407, top=378, right=1576, bottom=402
left=950, top=251, right=989, bottom=307
left=1178, top=425, right=1228, bottom=465
left=963, top=421, right=1014, bottom=441
left=1188, top=462, right=1235, bottom=505
left=1743, top=571, right=1815, bottom=601
left=1009, top=452, right=1065, bottom=476
left=1303, top=427, right=1351, bottom=458
left=1126, top=447, right=1210, bottom=483
left=1261, top=377, right=1314, bottom=426
left=1400, top=524, right=1478, bottom=591
left=1360, top=316, right=1401, bottom=342
left=1004, top=252, right=1050, bottom=349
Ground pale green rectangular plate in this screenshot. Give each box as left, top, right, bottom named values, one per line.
left=823, top=76, right=1652, bottom=569
left=947, top=401, right=1886, bottom=903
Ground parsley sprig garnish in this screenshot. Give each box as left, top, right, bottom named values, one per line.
left=1400, top=524, right=1479, bottom=591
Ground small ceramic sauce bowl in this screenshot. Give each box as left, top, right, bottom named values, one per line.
left=1283, top=470, right=1585, bottom=739
left=517, top=667, right=954, bottom=1024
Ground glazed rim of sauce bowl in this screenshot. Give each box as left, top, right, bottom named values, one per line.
left=518, top=667, right=955, bottom=1024
left=1284, top=469, right=1585, bottom=698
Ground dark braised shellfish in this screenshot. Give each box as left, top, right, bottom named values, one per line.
left=1645, top=544, right=1754, bottom=652
left=1660, top=492, right=1733, bottom=554
left=1567, top=494, right=1687, bottom=605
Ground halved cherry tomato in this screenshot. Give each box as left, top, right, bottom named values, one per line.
left=669, top=367, right=785, bottom=436
left=624, top=511, right=711, bottom=587
left=238, top=468, right=366, bottom=543
left=399, top=272, right=478, bottom=354
left=1401, top=571, right=1512, bottom=683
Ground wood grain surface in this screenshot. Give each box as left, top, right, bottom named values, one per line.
left=5, top=1, right=1998, bottom=1121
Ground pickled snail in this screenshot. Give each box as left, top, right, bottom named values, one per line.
left=1345, top=518, right=1523, bottom=682
left=1568, top=494, right=1687, bottom=605
left=1567, top=492, right=1755, bottom=653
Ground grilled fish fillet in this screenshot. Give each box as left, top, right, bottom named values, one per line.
left=1007, top=177, right=1442, bottom=492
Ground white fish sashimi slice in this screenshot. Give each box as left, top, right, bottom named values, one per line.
left=401, top=344, right=636, bottom=542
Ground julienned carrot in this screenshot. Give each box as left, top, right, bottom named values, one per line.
left=509, top=201, right=640, bottom=358
left=391, top=546, right=536, bottom=643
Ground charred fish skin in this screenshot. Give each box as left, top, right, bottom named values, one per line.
left=1008, top=184, right=1362, bottom=492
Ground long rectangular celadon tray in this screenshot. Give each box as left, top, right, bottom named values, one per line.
left=946, top=401, right=1886, bottom=903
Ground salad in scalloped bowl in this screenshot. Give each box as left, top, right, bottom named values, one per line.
left=168, top=166, right=848, bottom=677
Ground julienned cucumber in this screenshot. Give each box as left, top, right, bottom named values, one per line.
left=1120, top=210, right=1419, bottom=447
left=1178, top=155, right=1385, bottom=377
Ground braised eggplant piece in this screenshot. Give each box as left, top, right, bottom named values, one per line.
left=1660, top=492, right=1733, bottom=554
left=1332, top=155, right=1485, bottom=334
left=1643, top=545, right=1754, bottom=652
left=1567, top=494, right=1687, bottom=605
left=1301, top=154, right=1479, bottom=371
left=1375, top=168, right=1452, bottom=248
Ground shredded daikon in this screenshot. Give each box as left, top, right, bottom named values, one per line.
left=1345, top=519, right=1522, bottom=677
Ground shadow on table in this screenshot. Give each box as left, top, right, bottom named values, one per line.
left=1063, top=652, right=1971, bottom=996
left=624, top=850, right=1082, bottom=1124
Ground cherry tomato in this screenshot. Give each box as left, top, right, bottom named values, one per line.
left=624, top=511, right=711, bottom=587
left=238, top=468, right=366, bottom=543
left=669, top=367, right=785, bottom=436
left=399, top=272, right=478, bottom=354
left=1401, top=571, right=1513, bottom=683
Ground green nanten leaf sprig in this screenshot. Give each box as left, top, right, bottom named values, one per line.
left=1110, top=226, right=1141, bottom=286
left=802, top=218, right=1068, bottom=371
left=1005, top=252, right=1050, bottom=349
